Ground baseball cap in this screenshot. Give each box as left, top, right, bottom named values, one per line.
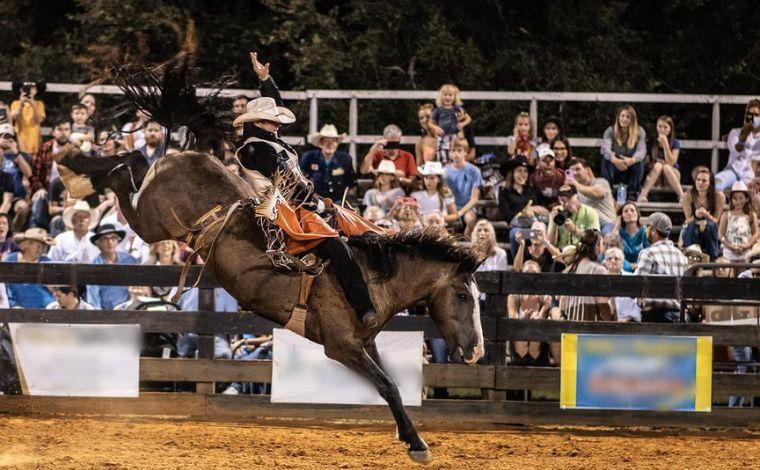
left=557, top=184, right=577, bottom=197
left=0, top=123, right=15, bottom=136
left=537, top=144, right=555, bottom=159
left=646, top=211, right=672, bottom=235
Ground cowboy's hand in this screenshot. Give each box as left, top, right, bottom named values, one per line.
left=250, top=52, right=270, bottom=81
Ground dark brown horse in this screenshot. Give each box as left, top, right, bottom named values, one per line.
left=57, top=149, right=484, bottom=463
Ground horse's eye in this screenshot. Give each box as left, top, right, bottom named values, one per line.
left=457, top=293, right=468, bottom=301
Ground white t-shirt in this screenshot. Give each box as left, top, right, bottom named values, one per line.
left=615, top=271, right=641, bottom=322
left=410, top=190, right=455, bottom=215
left=477, top=247, right=508, bottom=272
left=48, top=230, right=100, bottom=264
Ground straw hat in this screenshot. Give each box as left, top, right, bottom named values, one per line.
left=372, top=159, right=404, bottom=177
left=417, top=161, right=445, bottom=176
left=232, top=97, right=296, bottom=127
left=552, top=244, right=576, bottom=263
left=683, top=244, right=709, bottom=263
left=13, top=228, right=55, bottom=246
left=62, top=200, right=99, bottom=230
left=308, top=124, right=346, bottom=147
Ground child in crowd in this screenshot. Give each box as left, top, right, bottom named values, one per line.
left=600, top=105, right=646, bottom=200
left=429, top=84, right=471, bottom=164
left=389, top=197, right=423, bottom=232
left=415, top=104, right=437, bottom=165
left=362, top=159, right=405, bottom=213
left=411, top=161, right=457, bottom=223
left=506, top=112, right=535, bottom=159
left=638, top=115, right=682, bottom=202
left=539, top=116, right=563, bottom=145
left=444, top=138, right=482, bottom=238
left=719, top=181, right=759, bottom=262
left=69, top=103, right=95, bottom=154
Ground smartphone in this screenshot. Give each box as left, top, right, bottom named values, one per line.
left=565, top=169, right=575, bottom=182
left=518, top=229, right=539, bottom=240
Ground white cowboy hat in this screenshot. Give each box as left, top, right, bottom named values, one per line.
left=308, top=124, right=346, bottom=147
left=13, top=228, right=55, bottom=246
left=372, top=159, right=404, bottom=177
left=417, top=161, right=445, bottom=176
left=62, top=200, right=99, bottom=230
left=730, top=180, right=750, bottom=194
left=232, top=97, right=296, bottom=127
left=552, top=244, right=576, bottom=262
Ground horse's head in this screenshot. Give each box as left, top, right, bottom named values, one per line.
left=428, top=270, right=484, bottom=365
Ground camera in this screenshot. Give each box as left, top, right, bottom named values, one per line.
left=553, top=209, right=571, bottom=226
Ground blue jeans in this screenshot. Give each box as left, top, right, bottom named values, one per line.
left=229, top=345, right=273, bottom=394
left=176, top=333, right=232, bottom=359
left=428, top=338, right=449, bottom=364
left=681, top=221, right=720, bottom=260
left=728, top=346, right=753, bottom=407
left=601, top=159, right=645, bottom=200
left=29, top=196, right=50, bottom=231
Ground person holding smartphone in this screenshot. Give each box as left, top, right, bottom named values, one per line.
left=360, top=124, right=417, bottom=186
left=9, top=81, right=45, bottom=154
left=716, top=99, right=760, bottom=190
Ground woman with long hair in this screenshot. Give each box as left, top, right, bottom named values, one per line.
left=638, top=115, right=683, bottom=202
left=551, top=135, right=573, bottom=170
left=617, top=201, right=649, bottom=265
left=716, top=98, right=760, bottom=190
left=681, top=166, right=724, bottom=260
left=414, top=103, right=437, bottom=165
left=600, top=105, right=647, bottom=200
left=146, top=239, right=182, bottom=266
left=719, top=181, right=759, bottom=262
left=557, top=229, right=613, bottom=322
left=498, top=155, right=545, bottom=256
left=471, top=219, right=508, bottom=271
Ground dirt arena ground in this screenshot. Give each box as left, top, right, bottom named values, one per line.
left=0, top=416, right=758, bottom=469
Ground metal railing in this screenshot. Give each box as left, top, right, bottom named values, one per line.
left=3, top=81, right=756, bottom=171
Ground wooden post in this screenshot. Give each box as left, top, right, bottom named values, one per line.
left=482, top=287, right=506, bottom=401
left=309, top=93, right=318, bottom=136
left=195, top=288, right=215, bottom=395
left=529, top=99, right=538, bottom=140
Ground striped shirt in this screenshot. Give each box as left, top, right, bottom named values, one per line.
left=634, top=240, right=687, bottom=311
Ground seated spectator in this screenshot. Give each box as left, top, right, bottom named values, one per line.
left=0, top=123, right=33, bottom=232
left=414, top=104, right=437, bottom=165
left=139, top=121, right=167, bottom=165
left=566, top=157, right=616, bottom=234
left=471, top=220, right=508, bottom=272
left=530, top=145, right=565, bottom=207
left=555, top=229, right=613, bottom=321
left=429, top=84, right=471, bottom=164
left=10, top=81, right=45, bottom=154
left=232, top=95, right=250, bottom=116
left=86, top=224, right=139, bottom=310
left=172, top=286, right=239, bottom=360
left=5, top=228, right=54, bottom=308
left=634, top=212, right=688, bottom=322
left=411, top=161, right=457, bottom=222
left=602, top=230, right=632, bottom=272
left=121, top=109, right=149, bottom=150
left=98, top=196, right=151, bottom=263
left=617, top=201, right=648, bottom=266
left=444, top=138, right=482, bottom=238
left=638, top=115, right=683, bottom=202
left=683, top=244, right=710, bottom=275
left=603, top=247, right=641, bottom=322
left=507, top=260, right=552, bottom=365
left=360, top=124, right=417, bottom=185
left=223, top=334, right=273, bottom=395
left=719, top=181, right=759, bottom=262
left=505, top=112, right=535, bottom=159
left=548, top=185, right=601, bottom=250
left=362, top=160, right=405, bottom=213
left=513, top=223, right=560, bottom=273
left=29, top=118, right=71, bottom=231
left=300, top=124, right=356, bottom=202
left=498, top=154, right=545, bottom=254
left=146, top=240, right=181, bottom=266
left=422, top=211, right=446, bottom=230
left=47, top=200, right=100, bottom=263
left=390, top=197, right=423, bottom=231
left=551, top=136, right=573, bottom=170
left=681, top=166, right=723, bottom=260
left=0, top=213, right=19, bottom=258
left=716, top=99, right=760, bottom=190
left=46, top=285, right=95, bottom=310
left=600, top=105, right=646, bottom=200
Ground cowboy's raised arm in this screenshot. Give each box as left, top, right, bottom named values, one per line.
left=251, top=52, right=284, bottom=106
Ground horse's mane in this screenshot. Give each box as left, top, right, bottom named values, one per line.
left=348, top=228, right=483, bottom=281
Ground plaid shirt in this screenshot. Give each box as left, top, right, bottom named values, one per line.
left=634, top=240, right=688, bottom=311
left=30, top=139, right=57, bottom=193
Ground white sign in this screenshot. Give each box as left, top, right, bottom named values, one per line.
left=271, top=329, right=423, bottom=406
left=9, top=323, right=140, bottom=397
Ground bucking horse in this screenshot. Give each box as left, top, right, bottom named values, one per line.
left=55, top=59, right=485, bottom=464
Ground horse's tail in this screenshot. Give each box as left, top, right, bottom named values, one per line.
left=110, top=54, right=234, bottom=159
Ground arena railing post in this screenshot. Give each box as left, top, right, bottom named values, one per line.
left=196, top=287, right=216, bottom=395
left=482, top=273, right=506, bottom=401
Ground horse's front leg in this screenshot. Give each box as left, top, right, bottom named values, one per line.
left=326, top=342, right=431, bottom=464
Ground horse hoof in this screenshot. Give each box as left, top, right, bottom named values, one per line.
left=408, top=448, right=432, bottom=464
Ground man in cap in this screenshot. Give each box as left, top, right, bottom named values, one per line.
left=547, top=184, right=600, bottom=250
left=47, top=200, right=100, bottom=263
left=360, top=124, right=417, bottom=185
left=86, top=223, right=139, bottom=310
left=633, top=211, right=688, bottom=322
left=299, top=124, right=356, bottom=202
left=234, top=53, right=381, bottom=329
left=530, top=144, right=565, bottom=207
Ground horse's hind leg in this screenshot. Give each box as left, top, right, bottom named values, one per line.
left=327, top=342, right=431, bottom=464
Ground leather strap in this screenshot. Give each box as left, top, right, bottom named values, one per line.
left=285, top=272, right=316, bottom=337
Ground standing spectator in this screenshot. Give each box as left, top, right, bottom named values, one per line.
left=428, top=84, right=471, bottom=164
left=557, top=229, right=613, bottom=321
left=551, top=136, right=573, bottom=170
left=617, top=201, right=649, bottom=266
left=634, top=212, right=688, bottom=322
left=603, top=246, right=641, bottom=322
left=681, top=166, right=724, bottom=260
left=69, top=103, right=94, bottom=154
left=139, top=121, right=166, bottom=165
left=4, top=228, right=54, bottom=308
left=47, top=201, right=100, bottom=263
left=506, top=112, right=535, bottom=159
left=46, top=285, right=95, bottom=310
left=9, top=81, right=45, bottom=154
left=29, top=119, right=71, bottom=230
left=600, top=105, right=646, bottom=200
left=410, top=161, right=457, bottom=221
left=360, top=124, right=417, bottom=185
left=638, top=115, right=682, bottom=202
left=0, top=213, right=19, bottom=258
left=548, top=185, right=601, bottom=250
left=300, top=124, right=356, bottom=201
left=471, top=220, right=508, bottom=271
left=232, top=95, right=250, bottom=115
left=362, top=160, right=405, bottom=213
left=566, top=157, right=616, bottom=234
left=444, top=138, right=482, bottom=238
left=121, top=109, right=149, bottom=151
left=86, top=224, right=139, bottom=310
left=414, top=104, right=437, bottom=165
left=530, top=145, right=565, bottom=207
left=80, top=93, right=97, bottom=118
left=507, top=260, right=552, bottom=364
left=716, top=99, right=760, bottom=190
left=719, top=181, right=759, bottom=262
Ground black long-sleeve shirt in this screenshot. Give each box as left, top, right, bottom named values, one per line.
left=498, top=185, right=539, bottom=222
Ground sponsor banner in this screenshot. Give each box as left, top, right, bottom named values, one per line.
left=560, top=334, right=712, bottom=412
left=271, top=329, right=423, bottom=406
left=9, top=323, right=140, bottom=397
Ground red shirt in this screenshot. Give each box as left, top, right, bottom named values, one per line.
left=371, top=150, right=418, bottom=177
left=530, top=167, right=565, bottom=206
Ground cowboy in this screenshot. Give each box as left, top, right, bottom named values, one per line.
left=48, top=200, right=100, bottom=263
left=299, top=124, right=356, bottom=201
left=5, top=228, right=55, bottom=308
left=86, top=223, right=139, bottom=310
left=232, top=52, right=380, bottom=328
